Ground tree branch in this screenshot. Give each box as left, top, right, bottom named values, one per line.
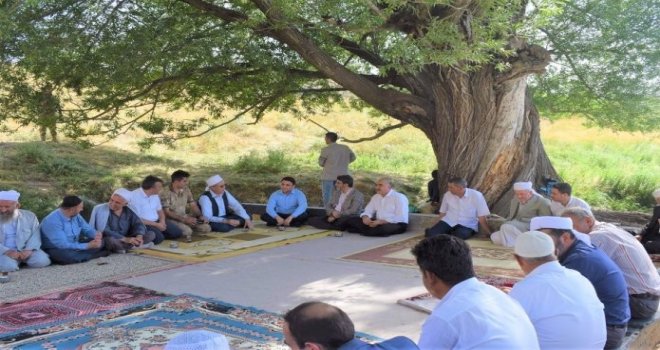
left=342, top=122, right=408, bottom=143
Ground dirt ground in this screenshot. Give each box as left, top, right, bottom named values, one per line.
left=593, top=209, right=652, bottom=231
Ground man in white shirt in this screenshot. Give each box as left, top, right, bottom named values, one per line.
left=425, top=177, right=491, bottom=239
left=563, top=207, right=660, bottom=320
left=343, top=177, right=408, bottom=237
left=509, top=230, right=606, bottom=349
left=199, top=174, right=253, bottom=232
left=412, top=234, right=539, bottom=349
left=129, top=175, right=183, bottom=244
left=550, top=182, right=593, bottom=216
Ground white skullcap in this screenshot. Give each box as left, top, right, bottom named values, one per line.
left=165, top=330, right=230, bottom=350
left=653, top=188, right=660, bottom=199
left=530, top=216, right=573, bottom=231
left=206, top=175, right=223, bottom=187
left=0, top=190, right=20, bottom=202
left=112, top=188, right=132, bottom=202
left=515, top=231, right=555, bottom=258
left=513, top=182, right=533, bottom=191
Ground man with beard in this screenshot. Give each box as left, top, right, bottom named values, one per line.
left=0, top=190, right=51, bottom=282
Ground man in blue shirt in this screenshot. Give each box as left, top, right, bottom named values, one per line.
left=533, top=216, right=630, bottom=350
left=282, top=301, right=418, bottom=350
left=261, top=177, right=309, bottom=227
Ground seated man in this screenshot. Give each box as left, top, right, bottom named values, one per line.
left=549, top=182, right=593, bottom=216
left=261, top=176, right=309, bottom=227
left=637, top=188, right=660, bottom=254
left=200, top=174, right=253, bottom=232
left=490, top=181, right=551, bottom=247
left=563, top=207, right=660, bottom=320
left=40, top=195, right=120, bottom=264
left=424, top=176, right=491, bottom=239
left=411, top=235, right=539, bottom=349
left=0, top=190, right=50, bottom=282
left=308, top=175, right=364, bottom=231
left=343, top=177, right=408, bottom=237
left=510, top=230, right=606, bottom=349
left=161, top=170, right=211, bottom=241
left=129, top=175, right=182, bottom=244
left=283, top=301, right=418, bottom=350
left=418, top=170, right=440, bottom=214
left=90, top=188, right=154, bottom=252
left=533, top=216, right=630, bottom=350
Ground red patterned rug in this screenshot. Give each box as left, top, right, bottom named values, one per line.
left=0, top=281, right=169, bottom=337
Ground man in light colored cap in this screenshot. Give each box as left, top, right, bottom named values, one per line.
left=530, top=216, right=592, bottom=245
left=562, top=207, right=660, bottom=320
left=161, top=170, right=211, bottom=242
left=199, top=174, right=253, bottom=232
left=89, top=188, right=155, bottom=252
left=533, top=215, right=629, bottom=349
left=0, top=190, right=51, bottom=282
left=490, top=181, right=551, bottom=247
left=509, top=230, right=606, bottom=349
left=165, top=330, right=230, bottom=350
left=637, top=188, right=660, bottom=253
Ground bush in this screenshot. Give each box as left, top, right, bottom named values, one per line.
left=233, top=150, right=289, bottom=174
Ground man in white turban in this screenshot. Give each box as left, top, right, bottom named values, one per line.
left=199, top=174, right=254, bottom=232
left=0, top=190, right=51, bottom=282
left=490, top=181, right=551, bottom=247
left=165, top=330, right=230, bottom=350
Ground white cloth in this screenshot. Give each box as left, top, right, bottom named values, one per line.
left=510, top=261, right=606, bottom=350
left=530, top=216, right=573, bottom=231
left=419, top=277, right=539, bottom=350
left=165, top=330, right=230, bottom=350
left=490, top=223, right=523, bottom=247
left=515, top=231, right=555, bottom=258
left=206, top=175, right=223, bottom=187
left=112, top=188, right=132, bottom=202
left=335, top=188, right=352, bottom=212
left=514, top=182, right=533, bottom=191
left=439, top=188, right=490, bottom=231
left=361, top=189, right=409, bottom=224
left=590, top=222, right=660, bottom=295
left=0, top=190, right=20, bottom=201
left=550, top=196, right=592, bottom=216
left=128, top=188, right=162, bottom=222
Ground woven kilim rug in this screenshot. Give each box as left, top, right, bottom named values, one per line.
left=341, top=235, right=524, bottom=278
left=138, top=223, right=329, bottom=262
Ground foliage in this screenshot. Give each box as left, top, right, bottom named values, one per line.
left=233, top=150, right=290, bottom=174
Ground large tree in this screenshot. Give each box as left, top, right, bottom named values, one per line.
left=1, top=0, right=657, bottom=211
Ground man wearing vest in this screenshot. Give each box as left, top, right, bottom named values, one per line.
left=199, top=175, right=253, bottom=232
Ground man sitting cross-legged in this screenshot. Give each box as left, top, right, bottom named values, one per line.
left=261, top=176, right=309, bottom=228
left=343, top=177, right=408, bottom=237
left=308, top=175, right=364, bottom=231
left=161, top=170, right=211, bottom=241
left=129, top=175, right=183, bottom=244
left=199, top=174, right=254, bottom=232
left=90, top=188, right=154, bottom=252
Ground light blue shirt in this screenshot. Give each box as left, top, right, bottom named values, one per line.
left=1, top=220, right=18, bottom=250
left=199, top=190, right=250, bottom=222
left=40, top=209, right=97, bottom=250
left=266, top=188, right=307, bottom=218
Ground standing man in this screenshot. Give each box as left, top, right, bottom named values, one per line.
left=490, top=181, right=551, bottom=247
left=343, top=177, right=408, bottom=237
left=424, top=177, right=491, bottom=239
left=308, top=175, right=364, bottom=231
left=129, top=175, right=182, bottom=244
left=89, top=188, right=154, bottom=251
left=510, top=230, right=606, bottom=349
left=532, top=216, right=630, bottom=349
left=412, top=235, right=539, bottom=349
left=563, top=207, right=660, bottom=321
left=549, top=182, right=593, bottom=216
left=161, top=170, right=211, bottom=241
left=319, top=132, right=356, bottom=207
left=261, top=177, right=309, bottom=227
left=40, top=195, right=119, bottom=264
left=200, top=174, right=254, bottom=232
left=0, top=190, right=50, bottom=282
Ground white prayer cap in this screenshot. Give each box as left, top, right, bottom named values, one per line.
left=653, top=188, right=660, bottom=199
left=165, top=330, right=230, bottom=350
left=513, top=182, right=533, bottom=191
left=206, top=175, right=224, bottom=187
left=112, top=188, right=132, bottom=202
left=530, top=216, right=573, bottom=231
left=0, top=190, right=20, bottom=202
left=515, top=231, right=555, bottom=258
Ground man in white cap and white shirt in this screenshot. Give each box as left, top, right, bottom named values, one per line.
left=562, top=207, right=660, bottom=321
left=199, top=174, right=253, bottom=232
left=165, top=330, right=230, bottom=350
left=490, top=181, right=551, bottom=247
left=509, top=230, right=606, bottom=349
left=89, top=188, right=155, bottom=252
left=0, top=190, right=51, bottom=282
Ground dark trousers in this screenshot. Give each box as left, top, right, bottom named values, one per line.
left=641, top=239, right=660, bottom=254
left=343, top=216, right=407, bottom=237
left=629, top=293, right=660, bottom=320
left=425, top=220, right=476, bottom=240
left=260, top=211, right=309, bottom=227
left=604, top=324, right=627, bottom=350
left=307, top=215, right=356, bottom=231
left=146, top=221, right=183, bottom=245
left=209, top=214, right=246, bottom=232
left=44, top=248, right=109, bottom=265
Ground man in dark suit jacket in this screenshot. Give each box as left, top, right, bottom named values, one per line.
left=308, top=175, right=364, bottom=231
